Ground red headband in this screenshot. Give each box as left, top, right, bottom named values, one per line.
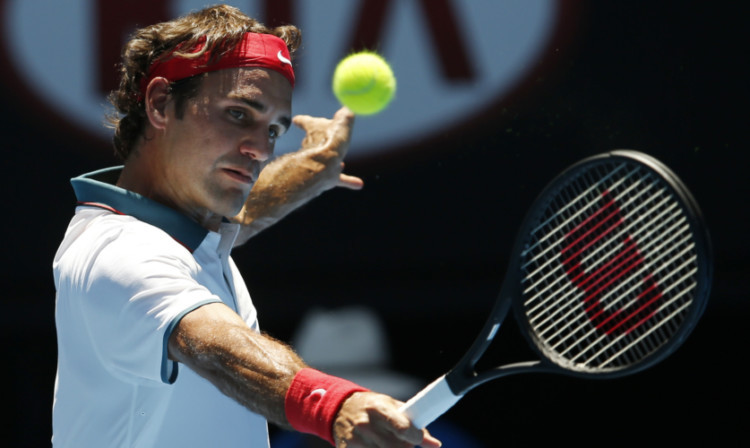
left=141, top=32, right=295, bottom=97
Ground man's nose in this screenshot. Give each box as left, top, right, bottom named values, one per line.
left=239, top=137, right=271, bottom=162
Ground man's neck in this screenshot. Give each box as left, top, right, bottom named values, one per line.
left=117, top=148, right=223, bottom=232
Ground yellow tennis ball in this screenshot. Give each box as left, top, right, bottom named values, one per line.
left=332, top=51, right=396, bottom=115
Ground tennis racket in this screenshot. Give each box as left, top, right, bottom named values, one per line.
left=400, top=150, right=712, bottom=428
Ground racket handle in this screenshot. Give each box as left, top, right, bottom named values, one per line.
left=399, top=374, right=462, bottom=429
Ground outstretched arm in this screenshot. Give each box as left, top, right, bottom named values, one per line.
left=168, top=302, right=304, bottom=424
left=168, top=302, right=440, bottom=447
left=232, top=107, right=363, bottom=246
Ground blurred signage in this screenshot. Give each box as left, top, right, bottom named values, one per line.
left=1, top=0, right=568, bottom=160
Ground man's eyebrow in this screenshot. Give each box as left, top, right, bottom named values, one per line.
left=231, top=96, right=291, bottom=132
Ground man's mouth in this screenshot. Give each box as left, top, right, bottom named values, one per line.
left=222, top=167, right=254, bottom=184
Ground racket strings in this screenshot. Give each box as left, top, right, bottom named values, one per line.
left=534, top=220, right=692, bottom=364
left=559, top=216, right=694, bottom=359
left=519, top=161, right=699, bottom=371
left=525, top=163, right=630, bottom=250
left=522, top=168, right=651, bottom=284
left=534, top=248, right=696, bottom=367
left=529, top=212, right=692, bottom=332
left=522, top=164, right=633, bottom=262
left=532, top=243, right=694, bottom=348
left=524, top=170, right=674, bottom=317
left=523, top=175, right=673, bottom=300
left=558, top=268, right=696, bottom=365
left=595, top=296, right=694, bottom=368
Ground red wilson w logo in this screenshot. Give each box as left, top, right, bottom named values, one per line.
left=560, top=191, right=664, bottom=335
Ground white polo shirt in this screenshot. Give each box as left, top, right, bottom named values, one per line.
left=52, top=167, right=269, bottom=447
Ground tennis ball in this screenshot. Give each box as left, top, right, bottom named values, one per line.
left=332, top=51, right=396, bottom=115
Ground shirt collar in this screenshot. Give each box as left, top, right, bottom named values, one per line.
left=70, top=166, right=209, bottom=252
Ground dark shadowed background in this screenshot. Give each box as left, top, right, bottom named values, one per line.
left=1, top=1, right=746, bottom=446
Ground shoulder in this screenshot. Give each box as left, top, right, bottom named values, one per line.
left=55, top=207, right=200, bottom=283
left=84, top=207, right=187, bottom=249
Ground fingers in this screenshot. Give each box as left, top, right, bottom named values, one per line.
left=287, top=108, right=361, bottom=195
left=327, top=107, right=355, bottom=150
left=371, top=412, right=441, bottom=448
left=291, top=112, right=327, bottom=130
left=332, top=106, right=355, bottom=125
left=292, top=107, right=352, bottom=139
left=292, top=115, right=329, bottom=148
left=293, top=107, right=355, bottom=156
left=420, top=430, right=443, bottom=448
left=294, top=116, right=329, bottom=149
left=293, top=106, right=354, bottom=130
left=334, top=392, right=441, bottom=448
left=381, top=412, right=428, bottom=447
left=377, top=403, right=441, bottom=448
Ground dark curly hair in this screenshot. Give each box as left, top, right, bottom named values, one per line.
left=106, top=5, right=301, bottom=160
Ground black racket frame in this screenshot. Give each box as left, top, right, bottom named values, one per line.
left=446, top=150, right=713, bottom=396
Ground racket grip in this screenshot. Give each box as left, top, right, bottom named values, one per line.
left=398, top=374, right=462, bottom=429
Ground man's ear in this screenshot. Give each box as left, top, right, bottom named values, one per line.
left=144, top=77, right=171, bottom=130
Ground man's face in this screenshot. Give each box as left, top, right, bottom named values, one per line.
left=156, top=67, right=292, bottom=227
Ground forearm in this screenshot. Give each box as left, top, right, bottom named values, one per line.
left=168, top=303, right=441, bottom=447
left=232, top=152, right=331, bottom=241
left=168, top=303, right=305, bottom=427
left=231, top=108, right=362, bottom=246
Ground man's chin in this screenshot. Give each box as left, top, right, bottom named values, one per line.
left=221, top=199, right=249, bottom=222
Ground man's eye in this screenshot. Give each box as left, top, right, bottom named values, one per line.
left=228, top=109, right=245, bottom=120
left=269, top=127, right=281, bottom=140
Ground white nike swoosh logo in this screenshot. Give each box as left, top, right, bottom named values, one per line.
left=308, top=388, right=327, bottom=399
left=277, top=50, right=292, bottom=66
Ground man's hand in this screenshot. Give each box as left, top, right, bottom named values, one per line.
left=232, top=107, right=363, bottom=245
left=294, top=108, right=364, bottom=191
left=333, top=392, right=442, bottom=448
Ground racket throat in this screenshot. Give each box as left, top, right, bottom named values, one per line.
left=448, top=360, right=544, bottom=395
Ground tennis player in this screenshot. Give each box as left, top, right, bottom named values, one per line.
left=52, top=5, right=440, bottom=448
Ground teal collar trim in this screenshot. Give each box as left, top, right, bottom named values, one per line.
left=70, top=166, right=208, bottom=252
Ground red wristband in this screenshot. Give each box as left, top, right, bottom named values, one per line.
left=285, top=368, right=369, bottom=445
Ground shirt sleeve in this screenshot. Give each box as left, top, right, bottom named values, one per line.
left=74, top=219, right=221, bottom=385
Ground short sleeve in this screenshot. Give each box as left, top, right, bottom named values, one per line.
left=71, top=217, right=221, bottom=384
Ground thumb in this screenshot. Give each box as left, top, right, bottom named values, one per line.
left=337, top=173, right=364, bottom=190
